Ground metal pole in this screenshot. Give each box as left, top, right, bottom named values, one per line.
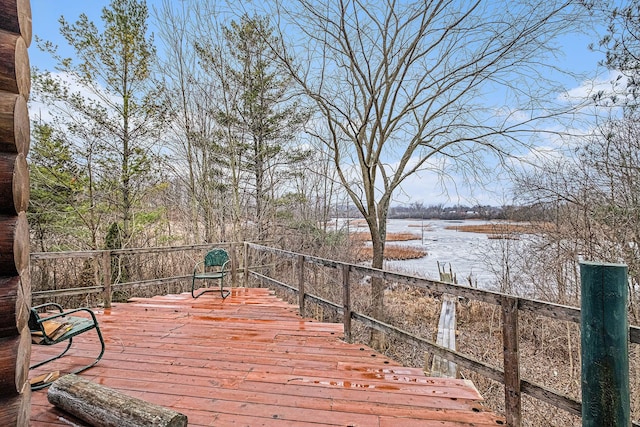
left=580, top=261, right=630, bottom=427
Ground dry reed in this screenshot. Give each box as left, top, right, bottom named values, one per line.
left=353, top=244, right=427, bottom=262
left=350, top=231, right=421, bottom=242
left=445, top=223, right=540, bottom=235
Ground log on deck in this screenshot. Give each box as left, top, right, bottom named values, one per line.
left=30, top=287, right=505, bottom=427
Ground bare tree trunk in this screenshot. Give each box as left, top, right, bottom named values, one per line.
left=367, top=214, right=387, bottom=350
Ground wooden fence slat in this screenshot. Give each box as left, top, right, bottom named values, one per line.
left=101, top=251, right=112, bottom=308
left=230, top=243, right=237, bottom=288
left=243, top=243, right=249, bottom=287
left=520, top=379, right=581, bottom=416
left=297, top=255, right=305, bottom=315
left=502, top=296, right=521, bottom=427
left=431, top=295, right=457, bottom=378
left=342, top=263, right=351, bottom=343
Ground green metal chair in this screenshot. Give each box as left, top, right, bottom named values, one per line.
left=191, top=248, right=231, bottom=299
left=29, top=302, right=105, bottom=390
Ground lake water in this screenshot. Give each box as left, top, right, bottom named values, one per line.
left=337, top=218, right=524, bottom=289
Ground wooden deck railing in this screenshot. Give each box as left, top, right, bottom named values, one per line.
left=244, top=242, right=640, bottom=427
left=29, top=242, right=639, bottom=427
left=30, top=243, right=243, bottom=307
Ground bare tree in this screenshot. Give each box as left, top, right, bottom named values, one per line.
left=264, top=0, right=585, bottom=333
left=155, top=0, right=233, bottom=243
left=516, top=116, right=640, bottom=321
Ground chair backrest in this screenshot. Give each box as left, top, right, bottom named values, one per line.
left=28, top=308, right=40, bottom=332
left=204, top=248, right=229, bottom=268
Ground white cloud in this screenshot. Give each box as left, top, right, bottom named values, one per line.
left=561, top=70, right=628, bottom=108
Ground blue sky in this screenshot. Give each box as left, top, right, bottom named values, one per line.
left=30, top=1, right=99, bottom=66
left=29, top=1, right=611, bottom=207
left=30, top=1, right=606, bottom=74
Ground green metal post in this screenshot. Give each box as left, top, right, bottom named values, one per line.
left=580, top=261, right=630, bottom=427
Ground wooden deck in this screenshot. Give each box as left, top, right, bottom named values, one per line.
left=30, top=287, right=505, bottom=426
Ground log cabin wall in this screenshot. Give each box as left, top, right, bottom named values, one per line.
left=0, top=0, right=31, bottom=425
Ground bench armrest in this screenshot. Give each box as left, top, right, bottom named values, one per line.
left=32, top=302, right=64, bottom=313
left=33, top=307, right=100, bottom=338
left=38, top=307, right=98, bottom=323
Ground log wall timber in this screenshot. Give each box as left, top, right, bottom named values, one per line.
left=0, top=276, right=28, bottom=337
left=0, top=212, right=28, bottom=275
left=0, top=385, right=30, bottom=426
left=0, top=0, right=31, bottom=424
left=48, top=374, right=188, bottom=427
left=0, top=153, right=28, bottom=214
left=0, top=328, right=30, bottom=396
left=0, top=0, right=30, bottom=45
left=0, top=93, right=28, bottom=154
left=0, top=30, right=28, bottom=97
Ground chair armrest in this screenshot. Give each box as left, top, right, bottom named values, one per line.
left=221, top=259, right=230, bottom=272
left=57, top=307, right=99, bottom=322
left=193, top=260, right=205, bottom=275
left=37, top=307, right=98, bottom=325
left=35, top=308, right=99, bottom=340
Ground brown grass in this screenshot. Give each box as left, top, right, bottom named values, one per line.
left=388, top=232, right=422, bottom=241
left=350, top=231, right=421, bottom=242
left=444, top=222, right=544, bottom=235
left=353, top=244, right=426, bottom=262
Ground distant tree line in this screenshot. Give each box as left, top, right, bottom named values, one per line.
left=334, top=203, right=555, bottom=221
left=387, top=204, right=510, bottom=221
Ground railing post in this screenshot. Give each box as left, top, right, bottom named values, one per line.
left=101, top=250, right=112, bottom=309
left=243, top=242, right=249, bottom=287
left=342, top=263, right=351, bottom=343
left=501, top=295, right=521, bottom=427
left=297, top=254, right=305, bottom=316
left=580, top=261, right=629, bottom=427
left=230, top=243, right=237, bottom=288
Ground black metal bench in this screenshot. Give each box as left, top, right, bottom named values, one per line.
left=29, top=302, right=105, bottom=390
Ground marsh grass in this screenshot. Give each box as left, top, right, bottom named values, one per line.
left=353, top=244, right=427, bottom=262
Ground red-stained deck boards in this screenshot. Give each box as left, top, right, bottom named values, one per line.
left=30, top=287, right=504, bottom=426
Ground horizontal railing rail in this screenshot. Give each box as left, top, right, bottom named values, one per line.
left=30, top=243, right=243, bottom=307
